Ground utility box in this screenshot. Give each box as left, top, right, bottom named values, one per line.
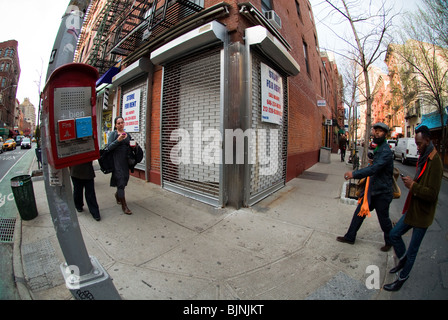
left=41, top=63, right=100, bottom=169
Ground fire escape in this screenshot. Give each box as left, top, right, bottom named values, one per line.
left=81, top=0, right=132, bottom=75
left=109, top=0, right=203, bottom=57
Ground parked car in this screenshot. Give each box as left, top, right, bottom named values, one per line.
left=3, top=139, right=17, bottom=151
left=394, top=138, right=418, bottom=164
left=387, top=139, right=397, bottom=153
left=21, top=137, right=32, bottom=149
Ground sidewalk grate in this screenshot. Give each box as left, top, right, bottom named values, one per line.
left=0, top=218, right=16, bottom=243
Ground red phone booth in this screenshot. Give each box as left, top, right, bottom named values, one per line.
left=41, top=63, right=100, bottom=169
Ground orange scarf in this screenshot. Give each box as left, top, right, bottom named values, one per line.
left=358, top=176, right=371, bottom=217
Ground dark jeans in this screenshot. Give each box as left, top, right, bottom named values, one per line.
left=340, top=148, right=346, bottom=161
left=390, top=213, right=427, bottom=279
left=71, top=176, right=100, bottom=218
left=344, top=193, right=393, bottom=245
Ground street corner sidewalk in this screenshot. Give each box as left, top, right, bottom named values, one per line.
left=15, top=154, right=393, bottom=300
left=248, top=152, right=394, bottom=299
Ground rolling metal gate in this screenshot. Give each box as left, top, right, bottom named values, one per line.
left=246, top=53, right=288, bottom=206
left=161, top=48, right=222, bottom=206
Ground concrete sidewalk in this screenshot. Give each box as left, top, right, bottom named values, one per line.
left=13, top=153, right=396, bottom=300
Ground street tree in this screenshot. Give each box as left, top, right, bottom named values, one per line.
left=391, top=2, right=448, bottom=166
left=320, top=0, right=398, bottom=167
left=339, top=54, right=361, bottom=152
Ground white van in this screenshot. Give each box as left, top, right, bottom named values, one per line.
left=394, top=138, right=418, bottom=164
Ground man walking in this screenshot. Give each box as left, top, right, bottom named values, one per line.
left=384, top=125, right=443, bottom=291
left=339, top=134, right=347, bottom=162
left=337, top=123, right=394, bottom=251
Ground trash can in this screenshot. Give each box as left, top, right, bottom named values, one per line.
left=319, top=147, right=331, bottom=163
left=11, top=175, right=38, bottom=221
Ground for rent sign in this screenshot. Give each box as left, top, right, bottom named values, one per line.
left=261, top=63, right=283, bottom=125
left=123, top=89, right=141, bottom=132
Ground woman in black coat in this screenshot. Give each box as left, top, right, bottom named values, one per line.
left=107, top=116, right=132, bottom=214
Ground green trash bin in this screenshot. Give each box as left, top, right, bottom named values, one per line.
left=10, top=175, right=38, bottom=221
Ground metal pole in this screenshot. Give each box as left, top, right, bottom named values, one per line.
left=41, top=0, right=121, bottom=299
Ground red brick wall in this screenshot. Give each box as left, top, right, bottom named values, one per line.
left=142, top=0, right=339, bottom=183
left=149, top=67, right=162, bottom=185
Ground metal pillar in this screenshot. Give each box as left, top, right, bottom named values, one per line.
left=41, top=0, right=121, bottom=300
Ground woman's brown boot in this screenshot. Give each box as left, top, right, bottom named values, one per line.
left=115, top=192, right=121, bottom=204
left=119, top=197, right=132, bottom=215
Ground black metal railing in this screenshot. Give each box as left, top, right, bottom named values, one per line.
left=109, top=0, right=203, bottom=56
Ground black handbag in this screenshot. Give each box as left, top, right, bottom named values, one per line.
left=98, top=147, right=114, bottom=174
left=128, top=143, right=143, bottom=172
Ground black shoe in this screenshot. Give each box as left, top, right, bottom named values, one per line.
left=381, top=244, right=392, bottom=252
left=94, top=216, right=101, bottom=221
left=336, top=236, right=354, bottom=245
left=76, top=207, right=83, bottom=212
left=383, top=277, right=408, bottom=291
left=389, top=256, right=407, bottom=273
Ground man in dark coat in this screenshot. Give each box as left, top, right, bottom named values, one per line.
left=70, top=161, right=101, bottom=221
left=337, top=122, right=394, bottom=251
left=383, top=125, right=443, bottom=291
left=339, top=134, right=347, bottom=162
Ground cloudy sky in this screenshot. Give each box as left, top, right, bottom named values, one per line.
left=310, top=0, right=422, bottom=71
left=1, top=0, right=70, bottom=109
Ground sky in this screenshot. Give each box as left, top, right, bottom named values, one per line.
left=310, top=0, right=422, bottom=73
left=0, top=0, right=70, bottom=110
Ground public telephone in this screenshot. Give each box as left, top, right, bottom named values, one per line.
left=41, top=63, right=100, bottom=169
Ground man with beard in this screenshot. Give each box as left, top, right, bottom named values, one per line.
left=383, top=125, right=443, bottom=291
left=337, top=122, right=394, bottom=252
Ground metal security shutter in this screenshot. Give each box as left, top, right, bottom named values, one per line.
left=161, top=48, right=222, bottom=206
left=247, top=53, right=288, bottom=206
left=120, top=75, right=147, bottom=171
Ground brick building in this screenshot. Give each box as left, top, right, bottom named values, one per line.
left=75, top=0, right=342, bottom=207
left=0, top=40, right=20, bottom=137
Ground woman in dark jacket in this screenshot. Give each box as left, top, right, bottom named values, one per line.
left=107, top=116, right=132, bottom=214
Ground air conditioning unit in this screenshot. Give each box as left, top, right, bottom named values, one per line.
left=325, top=119, right=333, bottom=126
left=264, top=10, right=282, bottom=30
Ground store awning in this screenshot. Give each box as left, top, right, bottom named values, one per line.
left=150, top=20, right=227, bottom=66
left=416, top=107, right=448, bottom=130
left=245, top=25, right=300, bottom=76
left=96, top=66, right=120, bottom=88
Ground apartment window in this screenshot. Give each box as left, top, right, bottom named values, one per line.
left=0, top=63, right=4, bottom=72
left=1, top=78, right=6, bottom=88
left=303, top=40, right=310, bottom=74
left=261, top=0, right=272, bottom=14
